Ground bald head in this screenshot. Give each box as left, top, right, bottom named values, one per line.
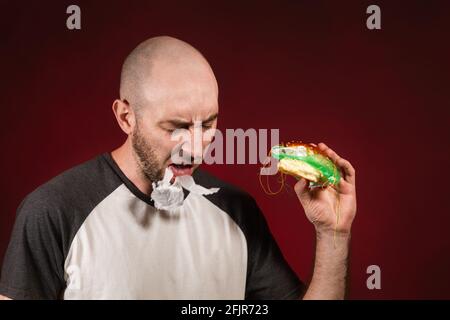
left=119, top=36, right=218, bottom=114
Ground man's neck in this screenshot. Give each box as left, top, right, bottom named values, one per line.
left=111, top=139, right=153, bottom=195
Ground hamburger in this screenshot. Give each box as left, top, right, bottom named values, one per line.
left=271, top=142, right=341, bottom=187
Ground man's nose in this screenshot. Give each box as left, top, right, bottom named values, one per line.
left=179, top=141, right=203, bottom=164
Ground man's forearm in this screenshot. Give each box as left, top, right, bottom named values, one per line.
left=302, top=231, right=351, bottom=300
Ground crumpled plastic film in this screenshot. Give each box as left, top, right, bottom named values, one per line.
left=150, top=168, right=220, bottom=211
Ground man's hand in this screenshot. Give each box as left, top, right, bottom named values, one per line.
left=293, top=142, right=357, bottom=300
left=294, top=142, right=357, bottom=235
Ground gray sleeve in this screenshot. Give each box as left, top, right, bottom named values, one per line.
left=0, top=195, right=65, bottom=299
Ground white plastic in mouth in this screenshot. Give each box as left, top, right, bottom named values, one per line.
left=150, top=169, right=184, bottom=211
left=150, top=168, right=220, bottom=211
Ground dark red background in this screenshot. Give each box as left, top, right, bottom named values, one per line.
left=1, top=1, right=449, bottom=299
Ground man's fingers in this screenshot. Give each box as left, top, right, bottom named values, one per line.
left=294, top=178, right=311, bottom=202
left=337, top=158, right=356, bottom=184
left=318, top=142, right=341, bottom=163
left=318, top=142, right=355, bottom=185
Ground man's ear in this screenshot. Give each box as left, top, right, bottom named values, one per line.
left=112, top=99, right=136, bottom=135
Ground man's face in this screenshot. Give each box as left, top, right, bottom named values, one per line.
left=131, top=58, right=219, bottom=182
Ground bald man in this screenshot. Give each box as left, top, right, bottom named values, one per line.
left=0, top=36, right=356, bottom=300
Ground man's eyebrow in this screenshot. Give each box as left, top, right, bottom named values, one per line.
left=158, top=113, right=218, bottom=127
left=203, top=113, right=219, bottom=123
left=158, top=119, right=191, bottom=127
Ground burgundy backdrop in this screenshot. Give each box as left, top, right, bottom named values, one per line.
left=1, top=1, right=449, bottom=299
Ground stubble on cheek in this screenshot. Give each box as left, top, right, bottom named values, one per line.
left=131, top=126, right=167, bottom=182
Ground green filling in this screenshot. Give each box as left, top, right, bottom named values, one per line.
left=271, top=146, right=341, bottom=185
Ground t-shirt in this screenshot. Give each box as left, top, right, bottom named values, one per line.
left=0, top=153, right=304, bottom=300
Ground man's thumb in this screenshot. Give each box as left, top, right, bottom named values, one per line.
left=294, top=178, right=310, bottom=201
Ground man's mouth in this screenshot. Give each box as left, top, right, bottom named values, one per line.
left=168, top=163, right=194, bottom=177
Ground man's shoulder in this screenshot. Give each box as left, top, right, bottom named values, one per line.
left=18, top=153, right=120, bottom=218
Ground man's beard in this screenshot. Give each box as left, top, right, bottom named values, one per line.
left=131, top=122, right=165, bottom=182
